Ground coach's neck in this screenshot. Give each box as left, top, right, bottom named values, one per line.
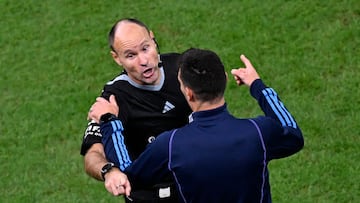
left=189, top=97, right=225, bottom=112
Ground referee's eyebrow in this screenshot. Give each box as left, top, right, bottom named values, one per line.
left=122, top=39, right=150, bottom=56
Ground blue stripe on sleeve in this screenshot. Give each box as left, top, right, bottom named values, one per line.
left=110, top=120, right=132, bottom=170
left=265, top=88, right=292, bottom=126
left=278, top=98, right=297, bottom=128
left=262, top=88, right=297, bottom=128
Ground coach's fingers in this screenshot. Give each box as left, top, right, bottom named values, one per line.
left=109, top=95, right=119, bottom=115
left=114, top=173, right=131, bottom=196
left=111, top=185, right=127, bottom=196
left=88, top=102, right=102, bottom=122
left=231, top=68, right=245, bottom=86
left=96, top=96, right=108, bottom=103
left=87, top=113, right=94, bottom=122
left=238, top=54, right=260, bottom=86
left=104, top=180, right=116, bottom=196
left=111, top=184, right=120, bottom=196
left=109, top=95, right=117, bottom=105
left=123, top=179, right=131, bottom=196
left=87, top=103, right=98, bottom=122
left=240, top=54, right=254, bottom=70
left=104, top=179, right=122, bottom=196
left=110, top=181, right=131, bottom=196
left=231, top=68, right=245, bottom=77
left=87, top=110, right=91, bottom=121
left=118, top=186, right=126, bottom=196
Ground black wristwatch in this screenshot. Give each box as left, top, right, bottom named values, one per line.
left=99, top=113, right=117, bottom=125
left=101, top=162, right=116, bottom=180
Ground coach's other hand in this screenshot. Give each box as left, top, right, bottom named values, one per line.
left=88, top=95, right=119, bottom=123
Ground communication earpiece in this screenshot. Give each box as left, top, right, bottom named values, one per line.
left=153, top=38, right=163, bottom=67
left=153, top=38, right=161, bottom=54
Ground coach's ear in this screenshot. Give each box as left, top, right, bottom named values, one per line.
left=111, top=51, right=123, bottom=67
left=184, top=86, right=195, bottom=102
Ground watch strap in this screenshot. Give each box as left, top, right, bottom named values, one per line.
left=101, top=162, right=115, bottom=180
left=99, top=113, right=118, bottom=125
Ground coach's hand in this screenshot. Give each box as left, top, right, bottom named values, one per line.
left=104, top=167, right=131, bottom=196
left=231, top=54, right=260, bottom=87
left=88, top=95, right=119, bottom=123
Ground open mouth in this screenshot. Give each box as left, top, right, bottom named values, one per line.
left=143, top=68, right=154, bottom=78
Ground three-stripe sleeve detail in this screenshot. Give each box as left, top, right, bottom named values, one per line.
left=110, top=120, right=132, bottom=170
left=262, top=88, right=297, bottom=128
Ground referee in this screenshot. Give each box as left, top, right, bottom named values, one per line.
left=89, top=48, right=304, bottom=202
left=81, top=18, right=192, bottom=202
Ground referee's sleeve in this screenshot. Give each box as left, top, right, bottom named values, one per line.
left=80, top=120, right=102, bottom=156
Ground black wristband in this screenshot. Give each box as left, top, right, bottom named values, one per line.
left=99, top=113, right=118, bottom=125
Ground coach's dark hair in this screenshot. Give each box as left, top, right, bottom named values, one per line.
left=178, top=48, right=227, bottom=101
left=108, top=18, right=150, bottom=52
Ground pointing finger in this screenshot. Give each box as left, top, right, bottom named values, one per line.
left=96, top=97, right=108, bottom=103
left=240, top=54, right=253, bottom=69
left=231, top=69, right=240, bottom=75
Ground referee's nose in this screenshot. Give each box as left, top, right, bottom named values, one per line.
left=138, top=52, right=149, bottom=67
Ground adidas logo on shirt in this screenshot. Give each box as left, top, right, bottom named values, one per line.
left=162, top=101, right=175, bottom=113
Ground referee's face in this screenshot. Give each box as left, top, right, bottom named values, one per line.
left=111, top=22, right=161, bottom=85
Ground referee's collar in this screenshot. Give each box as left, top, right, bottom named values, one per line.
left=127, top=67, right=165, bottom=91
left=107, top=67, right=165, bottom=91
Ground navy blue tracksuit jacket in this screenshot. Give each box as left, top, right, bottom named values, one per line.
left=100, top=79, right=304, bottom=203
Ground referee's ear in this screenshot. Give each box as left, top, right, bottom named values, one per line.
left=150, top=30, right=155, bottom=40
left=150, top=31, right=158, bottom=47
left=110, top=50, right=123, bottom=67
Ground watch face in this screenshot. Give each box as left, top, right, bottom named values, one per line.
left=101, top=162, right=114, bottom=173
left=100, top=113, right=117, bottom=124
left=101, top=162, right=115, bottom=180
left=100, top=113, right=112, bottom=122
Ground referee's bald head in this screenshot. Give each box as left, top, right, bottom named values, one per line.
left=108, top=18, right=151, bottom=52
